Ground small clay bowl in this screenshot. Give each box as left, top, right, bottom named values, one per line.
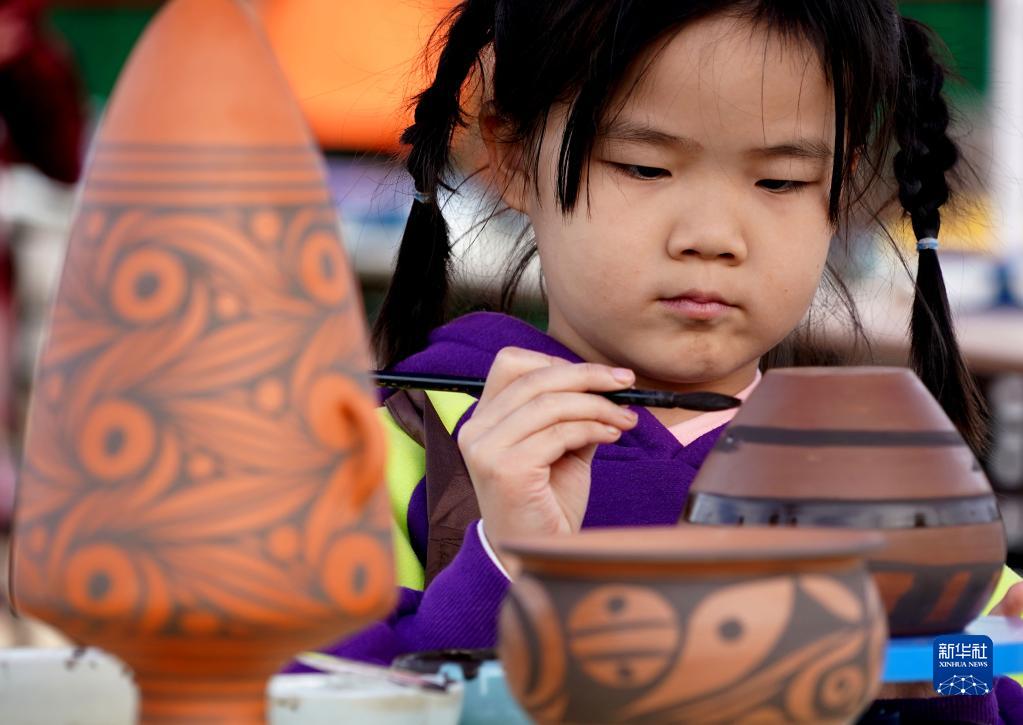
left=497, top=526, right=886, bottom=725
left=392, top=650, right=531, bottom=725
left=683, top=367, right=1007, bottom=636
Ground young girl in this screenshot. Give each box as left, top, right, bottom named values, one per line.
left=296, top=0, right=1023, bottom=719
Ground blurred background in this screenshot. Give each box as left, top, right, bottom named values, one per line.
left=0, top=0, right=1021, bottom=645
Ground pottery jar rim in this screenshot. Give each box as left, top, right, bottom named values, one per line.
left=500, top=525, right=883, bottom=567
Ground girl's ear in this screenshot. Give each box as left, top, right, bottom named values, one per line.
left=479, top=101, right=529, bottom=212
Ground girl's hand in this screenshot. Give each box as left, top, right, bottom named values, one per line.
left=990, top=582, right=1023, bottom=618
left=457, top=347, right=638, bottom=571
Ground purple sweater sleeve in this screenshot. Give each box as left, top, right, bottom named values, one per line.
left=998, top=676, right=1023, bottom=724
left=283, top=519, right=509, bottom=668
left=862, top=677, right=1023, bottom=724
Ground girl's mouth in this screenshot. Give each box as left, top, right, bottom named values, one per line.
left=660, top=291, right=735, bottom=321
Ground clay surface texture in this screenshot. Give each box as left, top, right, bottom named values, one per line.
left=499, top=527, right=885, bottom=724
left=9, top=1, right=394, bottom=721
left=686, top=367, right=1006, bottom=636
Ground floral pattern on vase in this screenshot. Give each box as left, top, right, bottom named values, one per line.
left=9, top=1, right=395, bottom=721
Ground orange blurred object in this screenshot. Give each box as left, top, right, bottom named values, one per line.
left=9, top=1, right=394, bottom=722
left=256, top=0, right=456, bottom=152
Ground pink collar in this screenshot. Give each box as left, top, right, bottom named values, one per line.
left=666, top=369, right=762, bottom=446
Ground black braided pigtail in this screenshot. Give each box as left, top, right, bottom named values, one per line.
left=372, top=0, right=496, bottom=368
left=894, top=17, right=987, bottom=454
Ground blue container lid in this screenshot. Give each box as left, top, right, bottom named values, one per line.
left=883, top=616, right=1023, bottom=682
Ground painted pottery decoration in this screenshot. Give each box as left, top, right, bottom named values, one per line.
left=684, top=367, right=1006, bottom=637
left=498, top=527, right=886, bottom=725
left=8, top=0, right=394, bottom=722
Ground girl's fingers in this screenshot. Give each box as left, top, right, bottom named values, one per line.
left=477, top=347, right=570, bottom=408
left=467, top=421, right=622, bottom=496
left=990, top=583, right=1023, bottom=618
left=473, top=352, right=634, bottom=430
left=512, top=420, right=625, bottom=469
left=476, top=391, right=637, bottom=449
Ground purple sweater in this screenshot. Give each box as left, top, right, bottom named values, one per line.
left=289, top=312, right=1023, bottom=724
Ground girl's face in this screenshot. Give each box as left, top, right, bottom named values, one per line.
left=485, top=13, right=835, bottom=396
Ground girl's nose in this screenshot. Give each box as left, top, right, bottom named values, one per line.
left=669, top=235, right=747, bottom=263
left=666, top=206, right=748, bottom=264
left=666, top=225, right=748, bottom=265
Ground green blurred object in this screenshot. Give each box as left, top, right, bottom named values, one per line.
left=48, top=8, right=158, bottom=109
left=900, top=0, right=988, bottom=104
left=49, top=2, right=989, bottom=111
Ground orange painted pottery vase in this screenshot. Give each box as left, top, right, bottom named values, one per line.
left=684, top=367, right=1006, bottom=637
left=498, top=526, right=886, bottom=724
left=8, top=0, right=395, bottom=722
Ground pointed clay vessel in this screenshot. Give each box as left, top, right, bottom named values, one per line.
left=683, top=367, right=1006, bottom=636
left=9, top=1, right=395, bottom=722
left=498, top=526, right=886, bottom=724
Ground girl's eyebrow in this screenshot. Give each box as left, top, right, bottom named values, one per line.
left=600, top=119, right=702, bottom=151
left=746, top=140, right=834, bottom=162
left=600, top=119, right=832, bottom=161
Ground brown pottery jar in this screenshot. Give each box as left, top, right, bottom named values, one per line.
left=8, top=0, right=394, bottom=721
left=684, top=367, right=1006, bottom=637
left=498, top=526, right=885, bottom=724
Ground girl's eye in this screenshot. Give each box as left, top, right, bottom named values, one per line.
left=757, top=179, right=808, bottom=193
left=612, top=163, right=669, bottom=180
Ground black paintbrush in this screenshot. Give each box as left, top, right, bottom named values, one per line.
left=373, top=371, right=741, bottom=411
